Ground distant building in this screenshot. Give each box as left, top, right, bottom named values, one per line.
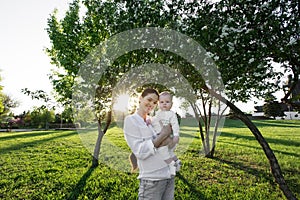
left=253, top=104, right=300, bottom=120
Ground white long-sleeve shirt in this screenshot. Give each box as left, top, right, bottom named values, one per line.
left=151, top=110, right=180, bottom=137
left=123, top=113, right=171, bottom=180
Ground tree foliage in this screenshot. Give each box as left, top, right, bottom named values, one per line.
left=29, top=107, right=55, bottom=129
left=0, top=74, right=4, bottom=114
left=184, top=0, right=299, bottom=102
left=263, top=101, right=285, bottom=119
left=47, top=0, right=299, bottom=105
left=46, top=0, right=299, bottom=159
left=22, top=88, right=57, bottom=129
left=0, top=73, right=18, bottom=117
left=46, top=1, right=298, bottom=198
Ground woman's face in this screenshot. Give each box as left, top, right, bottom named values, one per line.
left=139, top=93, right=159, bottom=114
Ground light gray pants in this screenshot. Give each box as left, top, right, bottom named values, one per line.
left=138, top=176, right=175, bottom=200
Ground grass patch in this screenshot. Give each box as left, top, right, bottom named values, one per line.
left=0, top=119, right=299, bottom=199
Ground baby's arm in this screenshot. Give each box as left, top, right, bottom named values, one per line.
left=169, top=111, right=180, bottom=137
left=167, top=136, right=178, bottom=149
left=169, top=111, right=180, bottom=148
left=173, top=135, right=179, bottom=144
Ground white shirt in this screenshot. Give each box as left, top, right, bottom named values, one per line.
left=151, top=110, right=180, bottom=137
left=123, top=113, right=171, bottom=180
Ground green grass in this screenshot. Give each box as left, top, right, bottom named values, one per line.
left=0, top=119, right=299, bottom=199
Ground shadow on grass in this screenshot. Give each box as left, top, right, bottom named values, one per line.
left=213, top=156, right=274, bottom=183
left=223, top=119, right=248, bottom=128
left=0, top=131, right=77, bottom=154
left=284, top=172, right=300, bottom=197
left=253, top=120, right=300, bottom=128
left=223, top=119, right=300, bottom=128
left=0, top=130, right=57, bottom=140
left=219, top=140, right=300, bottom=158
left=177, top=172, right=206, bottom=199
left=68, top=165, right=95, bottom=200
left=220, top=131, right=300, bottom=148
left=179, top=131, right=199, bottom=139
left=214, top=156, right=300, bottom=198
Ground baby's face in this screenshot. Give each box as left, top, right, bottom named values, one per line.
left=159, top=95, right=172, bottom=111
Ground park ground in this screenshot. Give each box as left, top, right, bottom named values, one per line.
left=0, top=119, right=299, bottom=199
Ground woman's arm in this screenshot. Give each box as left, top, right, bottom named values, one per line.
left=124, top=116, right=172, bottom=160
left=152, top=124, right=172, bottom=147
left=157, top=135, right=173, bottom=147
left=124, top=116, right=168, bottom=160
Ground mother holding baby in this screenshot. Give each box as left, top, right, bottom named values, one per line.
left=123, top=88, right=176, bottom=200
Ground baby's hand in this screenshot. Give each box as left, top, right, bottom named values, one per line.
left=146, top=118, right=151, bottom=126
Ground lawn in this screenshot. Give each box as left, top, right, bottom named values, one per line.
left=0, top=119, right=299, bottom=199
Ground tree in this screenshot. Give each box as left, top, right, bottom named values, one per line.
left=29, top=107, right=55, bottom=129
left=0, top=73, right=18, bottom=116
left=22, top=88, right=56, bottom=129
left=188, top=1, right=298, bottom=198
left=204, top=0, right=299, bottom=104
left=0, top=75, right=4, bottom=114
left=61, top=106, right=74, bottom=123
left=0, top=94, right=19, bottom=116
left=46, top=1, right=298, bottom=198
left=263, top=101, right=284, bottom=119
left=47, top=0, right=174, bottom=167
left=0, top=73, right=19, bottom=122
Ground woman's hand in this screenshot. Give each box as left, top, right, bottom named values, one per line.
left=158, top=136, right=173, bottom=147
left=152, top=124, right=172, bottom=148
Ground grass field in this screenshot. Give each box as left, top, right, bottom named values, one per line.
left=0, top=119, right=299, bottom=199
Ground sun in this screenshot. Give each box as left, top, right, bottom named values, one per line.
left=113, top=94, right=130, bottom=112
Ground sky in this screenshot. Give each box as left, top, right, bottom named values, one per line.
left=0, top=1, right=285, bottom=115
left=0, top=0, right=72, bottom=114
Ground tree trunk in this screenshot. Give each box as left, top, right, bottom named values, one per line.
left=281, top=66, right=299, bottom=104
left=92, top=119, right=104, bottom=167
left=209, top=119, right=220, bottom=158
left=207, top=88, right=297, bottom=200
left=92, top=111, right=112, bottom=168
left=210, top=102, right=227, bottom=158
left=190, top=102, right=209, bottom=155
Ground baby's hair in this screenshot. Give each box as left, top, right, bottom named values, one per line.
left=159, top=91, right=173, bottom=100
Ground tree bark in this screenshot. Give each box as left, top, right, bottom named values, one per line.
left=92, top=111, right=112, bottom=168
left=281, top=66, right=299, bottom=104
left=92, top=118, right=104, bottom=167
left=207, top=88, right=297, bottom=200
left=190, top=102, right=209, bottom=155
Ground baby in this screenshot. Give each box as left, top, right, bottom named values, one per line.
left=151, top=91, right=181, bottom=175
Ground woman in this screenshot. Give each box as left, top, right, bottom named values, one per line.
left=123, top=88, right=175, bottom=200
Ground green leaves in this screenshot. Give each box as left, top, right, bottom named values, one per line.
left=46, top=0, right=299, bottom=113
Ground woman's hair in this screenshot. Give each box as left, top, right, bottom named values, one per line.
left=141, top=88, right=159, bottom=98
